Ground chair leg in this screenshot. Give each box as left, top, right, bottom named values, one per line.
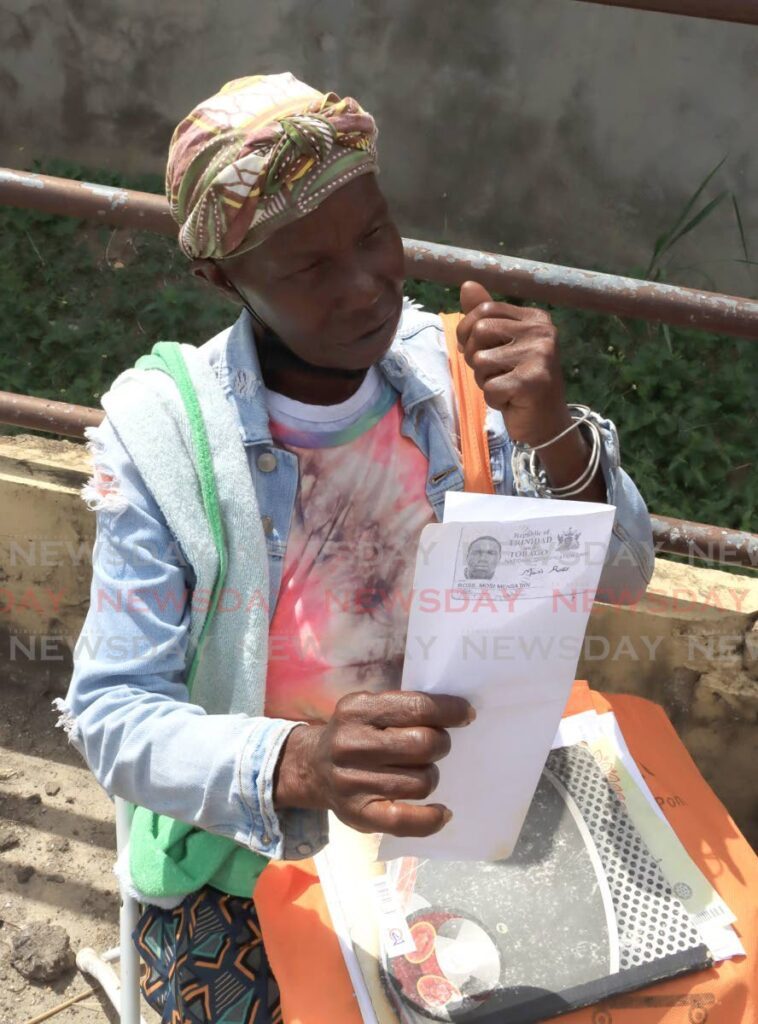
left=115, top=798, right=143, bottom=1024
left=76, top=947, right=147, bottom=1024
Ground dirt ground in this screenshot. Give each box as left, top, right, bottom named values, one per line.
left=0, top=681, right=157, bottom=1024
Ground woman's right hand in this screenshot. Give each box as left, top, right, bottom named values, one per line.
left=273, top=690, right=475, bottom=836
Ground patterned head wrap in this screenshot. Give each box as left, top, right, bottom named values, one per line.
left=166, top=72, right=379, bottom=260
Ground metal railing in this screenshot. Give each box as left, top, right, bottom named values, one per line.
left=1, top=388, right=755, bottom=570
left=405, top=240, right=758, bottom=339
left=574, top=0, right=758, bottom=25
left=0, top=168, right=173, bottom=235
left=2, top=168, right=757, bottom=339
left=1, top=168, right=756, bottom=569
left=0, top=390, right=103, bottom=438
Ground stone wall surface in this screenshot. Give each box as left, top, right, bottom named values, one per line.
left=0, top=435, right=94, bottom=690
left=1, top=0, right=756, bottom=295
left=581, top=558, right=758, bottom=847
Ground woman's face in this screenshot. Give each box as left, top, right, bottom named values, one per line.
left=220, top=173, right=406, bottom=372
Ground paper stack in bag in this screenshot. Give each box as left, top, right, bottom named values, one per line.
left=317, top=699, right=743, bottom=1024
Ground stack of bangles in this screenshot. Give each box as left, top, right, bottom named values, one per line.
left=511, top=404, right=602, bottom=498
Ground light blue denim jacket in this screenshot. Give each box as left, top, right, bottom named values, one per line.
left=63, top=301, right=655, bottom=867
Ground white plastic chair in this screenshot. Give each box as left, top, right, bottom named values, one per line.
left=76, top=798, right=145, bottom=1024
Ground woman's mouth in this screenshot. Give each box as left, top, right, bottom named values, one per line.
left=353, top=307, right=397, bottom=345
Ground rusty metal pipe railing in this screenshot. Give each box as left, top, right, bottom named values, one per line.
left=0, top=390, right=103, bottom=439
left=2, top=167, right=758, bottom=339
left=2, top=169, right=756, bottom=565
left=651, top=515, right=758, bottom=570
left=2, top=390, right=756, bottom=569
left=573, top=0, right=758, bottom=25
left=405, top=240, right=758, bottom=339
left=0, top=168, right=175, bottom=236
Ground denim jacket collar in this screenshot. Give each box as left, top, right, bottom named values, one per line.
left=209, top=301, right=446, bottom=447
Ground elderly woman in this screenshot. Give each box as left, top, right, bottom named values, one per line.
left=62, top=73, right=653, bottom=1022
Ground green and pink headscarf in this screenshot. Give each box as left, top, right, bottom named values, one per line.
left=166, top=72, right=379, bottom=260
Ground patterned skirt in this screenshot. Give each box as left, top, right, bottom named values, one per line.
left=133, top=885, right=282, bottom=1024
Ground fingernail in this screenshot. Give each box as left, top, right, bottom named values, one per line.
left=442, top=808, right=453, bottom=825
left=465, top=706, right=477, bottom=725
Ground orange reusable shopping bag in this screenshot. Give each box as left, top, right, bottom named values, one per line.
left=253, top=312, right=756, bottom=1023
left=255, top=679, right=757, bottom=1024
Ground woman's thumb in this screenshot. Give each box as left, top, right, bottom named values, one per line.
left=460, top=280, right=492, bottom=314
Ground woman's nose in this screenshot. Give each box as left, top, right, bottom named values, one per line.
left=337, top=262, right=383, bottom=314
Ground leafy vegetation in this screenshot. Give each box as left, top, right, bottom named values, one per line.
left=1, top=160, right=755, bottom=539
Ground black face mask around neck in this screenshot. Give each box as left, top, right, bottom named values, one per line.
left=214, top=265, right=273, bottom=337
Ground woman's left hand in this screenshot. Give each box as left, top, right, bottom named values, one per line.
left=456, top=280, right=573, bottom=447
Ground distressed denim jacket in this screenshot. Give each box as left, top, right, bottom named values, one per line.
left=63, top=301, right=655, bottom=868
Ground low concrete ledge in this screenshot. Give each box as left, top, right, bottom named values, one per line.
left=0, top=435, right=93, bottom=690
left=1, top=435, right=755, bottom=844
left=583, top=559, right=757, bottom=846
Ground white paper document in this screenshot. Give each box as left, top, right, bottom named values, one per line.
left=379, top=492, right=615, bottom=861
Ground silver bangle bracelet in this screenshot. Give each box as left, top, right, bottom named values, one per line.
left=523, top=405, right=593, bottom=452
left=547, top=419, right=602, bottom=497
left=511, top=406, right=602, bottom=498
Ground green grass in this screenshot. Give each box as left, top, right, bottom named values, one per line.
left=1, top=160, right=756, bottom=543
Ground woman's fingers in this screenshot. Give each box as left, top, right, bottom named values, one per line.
left=344, top=797, right=453, bottom=837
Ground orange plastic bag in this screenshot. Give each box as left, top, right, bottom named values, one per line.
left=559, top=684, right=757, bottom=1024
left=255, top=681, right=757, bottom=1023
left=439, top=311, right=494, bottom=494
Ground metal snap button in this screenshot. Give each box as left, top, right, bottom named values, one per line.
left=257, top=451, right=277, bottom=473
left=297, top=842, right=313, bottom=856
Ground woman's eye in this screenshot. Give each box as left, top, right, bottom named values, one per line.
left=294, top=261, right=321, bottom=277
left=362, top=223, right=385, bottom=243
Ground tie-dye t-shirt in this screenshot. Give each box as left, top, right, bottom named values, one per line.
left=263, top=368, right=434, bottom=723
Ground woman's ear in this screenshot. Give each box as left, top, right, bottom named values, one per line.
left=189, top=258, right=237, bottom=299
left=191, top=257, right=272, bottom=335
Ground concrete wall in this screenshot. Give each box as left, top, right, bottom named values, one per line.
left=581, top=559, right=758, bottom=847
left=0, top=435, right=94, bottom=691
left=1, top=435, right=756, bottom=846
left=1, top=0, right=756, bottom=297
